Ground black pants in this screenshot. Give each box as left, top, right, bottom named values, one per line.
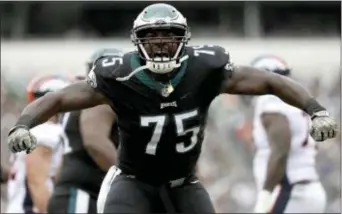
left=99, top=166, right=215, bottom=213
left=47, top=185, right=97, bottom=214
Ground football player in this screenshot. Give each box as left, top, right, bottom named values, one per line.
left=47, top=48, right=121, bottom=213
left=7, top=3, right=337, bottom=213
left=252, top=55, right=327, bottom=213
left=6, top=75, right=70, bottom=213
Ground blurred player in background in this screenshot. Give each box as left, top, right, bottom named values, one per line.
left=6, top=75, right=71, bottom=213
left=252, top=55, right=326, bottom=213
left=48, top=48, right=121, bottom=214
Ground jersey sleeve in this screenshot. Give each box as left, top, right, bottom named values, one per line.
left=190, top=45, right=233, bottom=71
left=198, top=45, right=234, bottom=77
left=214, top=45, right=235, bottom=79
left=187, top=45, right=235, bottom=104
left=86, top=56, right=122, bottom=100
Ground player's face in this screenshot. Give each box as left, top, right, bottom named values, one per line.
left=138, top=28, right=183, bottom=60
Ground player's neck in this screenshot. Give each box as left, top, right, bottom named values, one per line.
left=146, top=69, right=179, bottom=84
left=138, top=58, right=180, bottom=84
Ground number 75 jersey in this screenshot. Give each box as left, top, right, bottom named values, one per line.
left=87, top=45, right=233, bottom=181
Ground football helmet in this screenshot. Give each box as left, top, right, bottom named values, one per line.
left=240, top=55, right=291, bottom=106
left=26, top=75, right=71, bottom=103
left=250, top=55, right=291, bottom=76
left=131, top=3, right=191, bottom=74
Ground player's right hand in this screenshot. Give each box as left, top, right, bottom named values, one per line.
left=8, top=126, right=37, bottom=154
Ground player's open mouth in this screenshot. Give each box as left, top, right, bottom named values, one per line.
left=151, top=51, right=172, bottom=59
left=155, top=52, right=169, bottom=56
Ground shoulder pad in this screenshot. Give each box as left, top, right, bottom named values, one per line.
left=92, top=52, right=135, bottom=78
left=92, top=55, right=124, bottom=78
left=87, top=52, right=134, bottom=90
left=187, top=45, right=231, bottom=70
left=90, top=48, right=124, bottom=65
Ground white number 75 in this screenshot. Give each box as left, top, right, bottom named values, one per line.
left=140, top=109, right=200, bottom=155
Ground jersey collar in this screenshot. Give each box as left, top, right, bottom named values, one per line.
left=130, top=53, right=188, bottom=92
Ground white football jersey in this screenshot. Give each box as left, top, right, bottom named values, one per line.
left=252, top=95, right=319, bottom=191
left=6, top=122, right=65, bottom=213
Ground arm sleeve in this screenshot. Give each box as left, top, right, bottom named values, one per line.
left=212, top=45, right=234, bottom=78
left=86, top=60, right=109, bottom=94
left=86, top=57, right=121, bottom=101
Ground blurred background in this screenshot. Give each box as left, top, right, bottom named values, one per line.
left=1, top=1, right=341, bottom=213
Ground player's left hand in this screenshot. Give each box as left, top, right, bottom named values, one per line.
left=310, top=110, right=338, bottom=142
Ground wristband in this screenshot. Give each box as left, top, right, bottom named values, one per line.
left=312, top=110, right=329, bottom=118
left=9, top=114, right=36, bottom=136
left=8, top=125, right=29, bottom=136
left=304, top=98, right=326, bottom=117
left=15, top=114, right=38, bottom=128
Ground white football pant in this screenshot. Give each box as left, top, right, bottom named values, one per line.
left=267, top=181, right=326, bottom=213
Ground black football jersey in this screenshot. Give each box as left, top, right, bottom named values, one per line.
left=55, top=111, right=119, bottom=195
left=88, top=45, right=233, bottom=182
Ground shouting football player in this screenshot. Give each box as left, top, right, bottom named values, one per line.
left=8, top=3, right=337, bottom=213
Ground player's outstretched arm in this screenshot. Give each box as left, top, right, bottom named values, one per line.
left=8, top=81, right=109, bottom=154
left=223, top=66, right=313, bottom=111
left=16, top=81, right=108, bottom=129
left=254, top=113, right=291, bottom=213
left=222, top=65, right=338, bottom=141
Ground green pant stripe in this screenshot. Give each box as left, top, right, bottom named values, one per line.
left=67, top=188, right=77, bottom=214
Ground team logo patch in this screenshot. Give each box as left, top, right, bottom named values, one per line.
left=160, top=101, right=177, bottom=109
left=87, top=66, right=97, bottom=88
left=224, top=62, right=234, bottom=72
